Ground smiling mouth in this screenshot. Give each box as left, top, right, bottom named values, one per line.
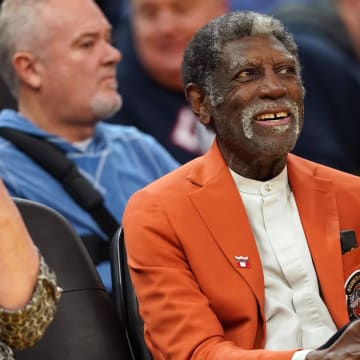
left=255, top=111, right=291, bottom=126
left=256, top=112, right=289, bottom=121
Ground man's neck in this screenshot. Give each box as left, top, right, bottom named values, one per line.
left=18, top=102, right=95, bottom=143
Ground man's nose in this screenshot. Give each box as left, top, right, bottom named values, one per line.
left=258, top=73, right=286, bottom=99
left=105, top=42, right=122, bottom=65
left=156, top=10, right=177, bottom=33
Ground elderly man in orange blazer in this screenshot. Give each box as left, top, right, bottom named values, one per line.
left=123, top=11, right=360, bottom=360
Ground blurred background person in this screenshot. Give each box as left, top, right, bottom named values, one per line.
left=106, top=0, right=228, bottom=163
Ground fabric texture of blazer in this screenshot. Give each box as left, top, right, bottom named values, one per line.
left=123, top=141, right=360, bottom=360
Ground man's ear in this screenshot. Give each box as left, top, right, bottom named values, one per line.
left=12, top=52, right=42, bottom=90
left=184, top=83, right=211, bottom=126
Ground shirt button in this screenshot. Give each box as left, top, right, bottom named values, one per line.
left=264, top=184, right=272, bottom=192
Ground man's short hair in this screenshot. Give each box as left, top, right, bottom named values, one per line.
left=0, top=0, right=46, bottom=97
left=182, top=11, right=300, bottom=106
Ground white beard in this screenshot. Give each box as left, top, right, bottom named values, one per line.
left=90, top=91, right=123, bottom=119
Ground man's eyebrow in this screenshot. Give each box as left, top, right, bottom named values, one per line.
left=228, top=59, right=259, bottom=72
left=72, top=32, right=97, bottom=43
left=271, top=56, right=297, bottom=66
left=273, top=53, right=296, bottom=61
left=72, top=28, right=112, bottom=45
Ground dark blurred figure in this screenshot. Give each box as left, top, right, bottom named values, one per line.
left=275, top=0, right=360, bottom=174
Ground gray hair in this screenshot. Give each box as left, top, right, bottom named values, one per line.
left=0, top=0, right=47, bottom=97
left=182, top=11, right=300, bottom=106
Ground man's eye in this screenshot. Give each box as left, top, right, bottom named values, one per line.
left=239, top=70, right=251, bottom=77
left=80, top=41, right=95, bottom=49
left=278, top=66, right=296, bottom=75
left=236, top=69, right=256, bottom=81
left=173, top=3, right=191, bottom=15
left=138, top=7, right=157, bottom=19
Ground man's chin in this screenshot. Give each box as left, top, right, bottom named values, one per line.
left=154, top=71, right=183, bottom=91
left=91, top=93, right=123, bottom=120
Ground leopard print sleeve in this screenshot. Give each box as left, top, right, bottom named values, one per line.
left=0, top=254, right=62, bottom=351
left=0, top=341, right=14, bottom=360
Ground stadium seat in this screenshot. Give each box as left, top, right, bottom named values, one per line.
left=13, top=198, right=131, bottom=360
left=111, top=227, right=152, bottom=360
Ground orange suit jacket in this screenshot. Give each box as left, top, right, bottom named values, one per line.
left=123, top=141, right=360, bottom=360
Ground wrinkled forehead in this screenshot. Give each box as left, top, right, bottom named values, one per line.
left=219, top=35, right=297, bottom=69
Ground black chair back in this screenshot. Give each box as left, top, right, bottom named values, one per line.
left=13, top=198, right=131, bottom=360
left=110, top=228, right=152, bottom=360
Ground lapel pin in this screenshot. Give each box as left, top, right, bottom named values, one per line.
left=235, top=256, right=251, bottom=268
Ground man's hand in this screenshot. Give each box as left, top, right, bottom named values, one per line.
left=306, top=320, right=360, bottom=360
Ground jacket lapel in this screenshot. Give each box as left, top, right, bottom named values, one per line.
left=187, top=142, right=265, bottom=313
left=288, top=154, right=348, bottom=327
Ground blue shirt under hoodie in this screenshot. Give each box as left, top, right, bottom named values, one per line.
left=0, top=109, right=179, bottom=291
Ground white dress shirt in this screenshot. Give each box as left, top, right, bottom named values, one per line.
left=229, top=167, right=337, bottom=360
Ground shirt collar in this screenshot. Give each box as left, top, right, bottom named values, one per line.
left=229, top=166, right=288, bottom=195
